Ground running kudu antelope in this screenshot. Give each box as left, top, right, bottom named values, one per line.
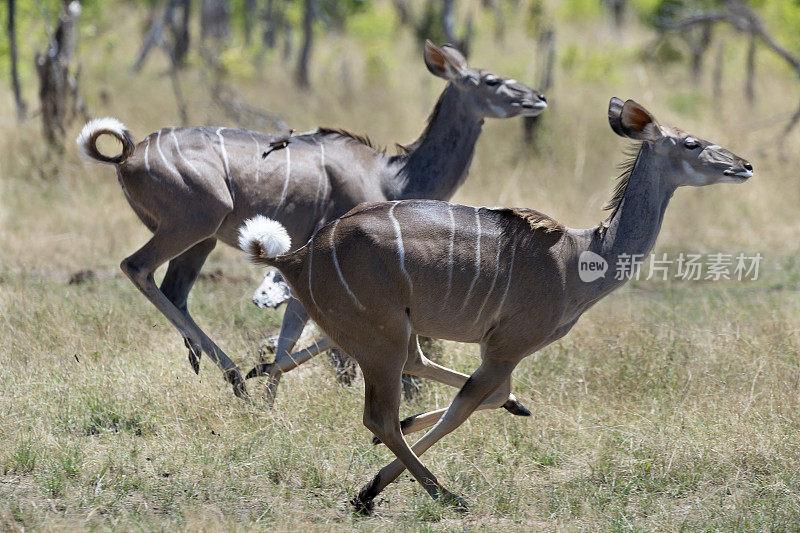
left=239, top=97, right=753, bottom=510
left=76, top=41, right=547, bottom=398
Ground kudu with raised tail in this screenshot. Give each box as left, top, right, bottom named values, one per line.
left=240, top=98, right=753, bottom=511
left=76, top=41, right=547, bottom=398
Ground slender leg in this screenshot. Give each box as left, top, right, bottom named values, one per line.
left=160, top=238, right=217, bottom=374
left=355, top=356, right=518, bottom=509
left=121, top=229, right=247, bottom=398
left=352, top=338, right=466, bottom=513
left=389, top=375, right=516, bottom=438
left=402, top=338, right=530, bottom=413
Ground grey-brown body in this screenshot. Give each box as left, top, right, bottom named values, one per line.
left=77, top=41, right=547, bottom=398
left=241, top=98, right=753, bottom=510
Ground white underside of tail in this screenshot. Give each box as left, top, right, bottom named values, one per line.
left=76, top=117, right=129, bottom=162
left=239, top=215, right=292, bottom=259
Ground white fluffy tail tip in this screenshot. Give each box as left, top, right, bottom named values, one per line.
left=76, top=117, right=129, bottom=161
left=239, top=215, right=291, bottom=261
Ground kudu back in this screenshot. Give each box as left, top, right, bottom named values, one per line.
left=77, top=41, right=547, bottom=398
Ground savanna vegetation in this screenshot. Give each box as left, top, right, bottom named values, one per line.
left=1, top=0, right=800, bottom=530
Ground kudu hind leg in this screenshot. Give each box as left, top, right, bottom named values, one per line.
left=358, top=358, right=517, bottom=508
left=353, top=343, right=461, bottom=513
left=121, top=230, right=247, bottom=398
left=160, top=238, right=217, bottom=374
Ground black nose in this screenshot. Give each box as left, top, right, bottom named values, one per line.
left=744, top=162, right=753, bottom=171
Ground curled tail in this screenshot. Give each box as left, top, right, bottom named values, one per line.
left=239, top=215, right=292, bottom=266
left=76, top=117, right=135, bottom=165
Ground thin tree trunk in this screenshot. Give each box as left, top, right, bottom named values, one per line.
left=712, top=39, right=724, bottom=106
left=745, top=32, right=756, bottom=103
left=262, top=0, right=276, bottom=48
left=243, top=0, right=256, bottom=46
left=170, top=0, right=191, bottom=68
left=7, top=0, right=26, bottom=120
left=36, top=0, right=84, bottom=150
left=201, top=0, right=230, bottom=42
left=296, top=0, right=314, bottom=88
left=689, top=23, right=712, bottom=84
left=524, top=28, right=554, bottom=146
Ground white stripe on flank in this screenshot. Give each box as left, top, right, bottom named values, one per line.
left=171, top=128, right=200, bottom=176
left=273, top=146, right=291, bottom=217
left=215, top=127, right=234, bottom=202
left=443, top=204, right=456, bottom=304
left=460, top=207, right=482, bottom=311
left=156, top=129, right=179, bottom=178
left=494, top=245, right=516, bottom=316
left=313, top=144, right=326, bottom=218
left=248, top=132, right=260, bottom=183
left=307, top=236, right=320, bottom=311
left=474, top=238, right=503, bottom=324
left=389, top=202, right=413, bottom=297
left=330, top=219, right=365, bottom=311
left=143, top=137, right=158, bottom=182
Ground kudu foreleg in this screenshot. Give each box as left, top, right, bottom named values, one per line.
left=355, top=358, right=517, bottom=510
left=160, top=238, right=217, bottom=374
left=121, top=231, right=247, bottom=398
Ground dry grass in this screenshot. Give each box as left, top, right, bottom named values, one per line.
left=2, top=1, right=800, bottom=530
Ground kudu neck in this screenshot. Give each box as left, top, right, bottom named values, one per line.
left=391, top=83, right=484, bottom=201
left=589, top=143, right=677, bottom=293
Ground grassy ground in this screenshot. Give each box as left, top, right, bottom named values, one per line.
left=2, top=1, right=800, bottom=530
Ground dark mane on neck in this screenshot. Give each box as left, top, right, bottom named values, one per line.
left=599, top=142, right=643, bottom=232
left=395, top=84, right=451, bottom=155
left=316, top=127, right=385, bottom=153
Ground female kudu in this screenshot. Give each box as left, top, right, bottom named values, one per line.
left=239, top=98, right=753, bottom=510
left=77, top=41, right=546, bottom=398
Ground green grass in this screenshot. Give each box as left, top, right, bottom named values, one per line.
left=3, top=0, right=800, bottom=530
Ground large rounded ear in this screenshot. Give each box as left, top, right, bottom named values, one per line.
left=608, top=97, right=662, bottom=141
left=424, top=40, right=465, bottom=80
left=440, top=44, right=467, bottom=71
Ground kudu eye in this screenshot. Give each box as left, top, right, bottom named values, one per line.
left=484, top=76, right=501, bottom=87
left=683, top=137, right=700, bottom=149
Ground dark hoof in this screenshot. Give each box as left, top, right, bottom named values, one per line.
left=502, top=398, right=531, bottom=417
left=246, top=364, right=271, bottom=380
left=350, top=494, right=374, bottom=515
left=183, top=338, right=201, bottom=375
left=225, top=370, right=249, bottom=399
left=438, top=491, right=468, bottom=512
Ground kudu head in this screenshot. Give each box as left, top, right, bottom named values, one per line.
left=609, top=97, right=753, bottom=187
left=424, top=40, right=547, bottom=119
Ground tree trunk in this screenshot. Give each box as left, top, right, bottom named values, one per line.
left=262, top=0, right=276, bottom=48
left=201, top=0, right=230, bottom=42
left=524, top=28, right=555, bottom=146
left=296, top=0, right=314, bottom=88
left=7, top=0, right=26, bottom=120
left=745, top=32, right=756, bottom=103
left=36, top=0, right=85, bottom=150
left=170, top=0, right=191, bottom=68
left=712, top=39, right=724, bottom=105
left=689, top=22, right=712, bottom=85
left=243, top=0, right=256, bottom=46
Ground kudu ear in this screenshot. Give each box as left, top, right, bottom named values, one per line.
left=440, top=44, right=467, bottom=70
left=424, top=40, right=465, bottom=81
left=608, top=97, right=662, bottom=141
